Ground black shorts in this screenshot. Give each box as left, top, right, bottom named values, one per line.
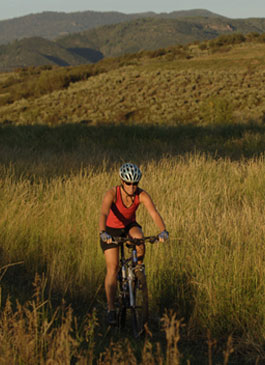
left=100, top=222, right=142, bottom=252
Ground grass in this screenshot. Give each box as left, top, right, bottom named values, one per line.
left=1, top=121, right=265, bottom=362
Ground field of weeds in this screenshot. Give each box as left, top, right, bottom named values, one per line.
left=1, top=121, right=265, bottom=363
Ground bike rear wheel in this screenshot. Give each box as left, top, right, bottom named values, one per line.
left=132, top=270, right=148, bottom=337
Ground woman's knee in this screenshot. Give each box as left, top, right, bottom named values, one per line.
left=129, top=226, right=144, bottom=239
left=106, top=263, right=119, bottom=277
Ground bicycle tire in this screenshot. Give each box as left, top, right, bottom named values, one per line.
left=118, top=304, right=126, bottom=329
left=131, top=270, right=148, bottom=337
left=117, top=279, right=128, bottom=329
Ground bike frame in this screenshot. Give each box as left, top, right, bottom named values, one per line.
left=120, top=241, right=140, bottom=307
left=113, top=236, right=158, bottom=336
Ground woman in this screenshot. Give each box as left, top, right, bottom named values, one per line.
left=99, top=162, right=169, bottom=325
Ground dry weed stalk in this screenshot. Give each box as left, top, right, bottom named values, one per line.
left=98, top=339, right=137, bottom=365
left=0, top=274, right=91, bottom=364
left=207, top=329, right=217, bottom=365
left=161, top=310, right=183, bottom=365
left=141, top=327, right=164, bottom=365
left=0, top=261, right=24, bottom=281
left=223, top=335, right=234, bottom=365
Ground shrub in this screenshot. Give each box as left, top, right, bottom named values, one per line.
left=258, top=33, right=265, bottom=42
left=0, top=65, right=96, bottom=105
left=210, top=45, right=232, bottom=54
left=209, top=33, right=246, bottom=48
left=246, top=32, right=260, bottom=42
left=198, top=42, right=208, bottom=51
left=147, top=48, right=167, bottom=58
left=200, top=96, right=234, bottom=125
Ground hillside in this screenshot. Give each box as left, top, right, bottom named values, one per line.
left=0, top=9, right=222, bottom=45
left=0, top=37, right=103, bottom=71
left=56, top=17, right=227, bottom=58
left=1, top=37, right=265, bottom=127
left=0, top=37, right=95, bottom=71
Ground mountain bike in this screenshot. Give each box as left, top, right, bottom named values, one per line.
left=112, top=235, right=158, bottom=338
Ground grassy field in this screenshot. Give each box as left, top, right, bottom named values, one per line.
left=0, top=121, right=265, bottom=363
left=1, top=37, right=265, bottom=363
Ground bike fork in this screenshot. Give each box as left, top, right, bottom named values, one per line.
left=128, top=266, right=135, bottom=307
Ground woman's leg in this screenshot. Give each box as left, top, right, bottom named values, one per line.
left=129, top=226, right=145, bottom=263
left=104, top=246, right=119, bottom=311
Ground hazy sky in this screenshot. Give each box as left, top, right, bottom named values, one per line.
left=0, top=0, right=264, bottom=21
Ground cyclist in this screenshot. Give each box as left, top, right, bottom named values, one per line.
left=99, top=162, right=169, bottom=325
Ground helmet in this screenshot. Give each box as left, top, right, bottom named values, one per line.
left=119, top=163, right=142, bottom=183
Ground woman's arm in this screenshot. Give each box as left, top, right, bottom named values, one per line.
left=99, top=187, right=115, bottom=232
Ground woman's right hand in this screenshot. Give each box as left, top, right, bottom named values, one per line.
left=100, top=231, right=113, bottom=244
left=158, top=230, right=169, bottom=242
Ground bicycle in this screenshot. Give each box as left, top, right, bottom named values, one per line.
left=112, top=235, right=159, bottom=338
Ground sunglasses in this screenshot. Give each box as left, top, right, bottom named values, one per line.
left=123, top=181, right=138, bottom=186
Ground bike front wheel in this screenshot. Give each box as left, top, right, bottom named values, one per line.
left=132, top=270, right=148, bottom=337
left=117, top=283, right=128, bottom=330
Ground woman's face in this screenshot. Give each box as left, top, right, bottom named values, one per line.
left=121, top=180, right=138, bottom=195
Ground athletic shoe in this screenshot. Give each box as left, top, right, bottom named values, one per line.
left=107, top=310, right=117, bottom=325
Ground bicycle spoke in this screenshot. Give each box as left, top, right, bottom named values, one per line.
left=117, top=276, right=128, bottom=330
left=131, top=270, right=148, bottom=338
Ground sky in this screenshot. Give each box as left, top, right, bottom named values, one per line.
left=0, top=0, right=264, bottom=21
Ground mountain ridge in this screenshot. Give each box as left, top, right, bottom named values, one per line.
left=0, top=9, right=226, bottom=45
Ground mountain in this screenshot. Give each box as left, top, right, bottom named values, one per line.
left=0, top=11, right=265, bottom=71
left=0, top=9, right=225, bottom=45
left=55, top=15, right=265, bottom=61
left=56, top=17, right=234, bottom=59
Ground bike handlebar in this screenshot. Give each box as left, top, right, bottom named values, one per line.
left=112, top=235, right=159, bottom=246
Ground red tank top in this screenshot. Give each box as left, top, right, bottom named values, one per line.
left=106, top=185, right=140, bottom=228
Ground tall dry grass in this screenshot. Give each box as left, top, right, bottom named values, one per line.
left=0, top=273, right=236, bottom=364
left=1, top=153, right=265, bottom=361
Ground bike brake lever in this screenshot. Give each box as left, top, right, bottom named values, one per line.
left=149, top=237, right=158, bottom=244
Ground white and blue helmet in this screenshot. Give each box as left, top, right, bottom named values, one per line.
left=119, top=163, right=142, bottom=183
